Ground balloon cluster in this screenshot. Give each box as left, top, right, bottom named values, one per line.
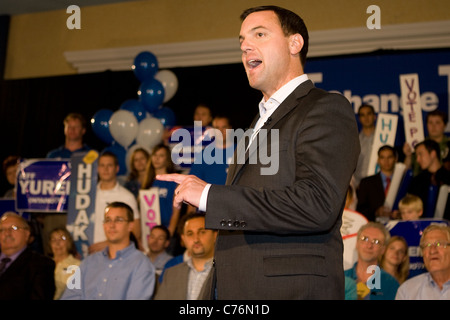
left=91, top=51, right=178, bottom=175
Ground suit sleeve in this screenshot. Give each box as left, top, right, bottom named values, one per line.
left=206, top=93, right=360, bottom=235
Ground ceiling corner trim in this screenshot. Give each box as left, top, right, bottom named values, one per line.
left=64, top=20, right=450, bottom=73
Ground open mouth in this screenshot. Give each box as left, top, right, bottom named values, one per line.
left=247, top=59, right=262, bottom=69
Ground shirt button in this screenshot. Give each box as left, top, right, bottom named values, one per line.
left=103, top=278, right=107, bottom=282
left=109, top=264, right=113, bottom=268
left=98, top=293, right=103, bottom=297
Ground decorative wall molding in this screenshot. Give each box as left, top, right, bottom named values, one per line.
left=64, top=20, right=450, bottom=73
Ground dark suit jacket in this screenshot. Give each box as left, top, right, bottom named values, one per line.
left=205, top=80, right=360, bottom=299
left=153, top=261, right=211, bottom=300
left=0, top=247, right=55, bottom=300
left=356, top=173, right=386, bottom=221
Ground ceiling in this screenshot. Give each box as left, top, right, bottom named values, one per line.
left=0, top=0, right=138, bottom=15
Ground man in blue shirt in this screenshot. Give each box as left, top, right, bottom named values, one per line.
left=396, top=224, right=450, bottom=299
left=61, top=202, right=155, bottom=300
left=344, top=222, right=400, bottom=300
left=46, top=113, right=91, bottom=159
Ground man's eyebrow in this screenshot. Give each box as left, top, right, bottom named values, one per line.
left=239, top=26, right=267, bottom=42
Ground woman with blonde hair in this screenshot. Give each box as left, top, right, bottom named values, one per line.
left=379, top=235, right=409, bottom=284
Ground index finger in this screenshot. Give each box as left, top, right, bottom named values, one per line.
left=156, top=173, right=187, bottom=184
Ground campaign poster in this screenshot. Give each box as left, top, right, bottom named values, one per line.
left=16, top=159, right=71, bottom=212
left=139, top=188, right=161, bottom=253
left=66, top=151, right=98, bottom=259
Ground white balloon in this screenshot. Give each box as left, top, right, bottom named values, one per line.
left=109, top=110, right=138, bottom=148
left=136, top=117, right=164, bottom=150
left=155, top=70, right=178, bottom=103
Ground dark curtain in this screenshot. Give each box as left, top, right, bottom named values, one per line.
left=0, top=63, right=261, bottom=194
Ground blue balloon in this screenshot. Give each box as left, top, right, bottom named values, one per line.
left=138, top=79, right=165, bottom=114
left=120, top=99, right=147, bottom=122
left=133, top=51, right=159, bottom=82
left=103, top=142, right=127, bottom=176
left=153, top=106, right=176, bottom=128
left=91, top=109, right=114, bottom=144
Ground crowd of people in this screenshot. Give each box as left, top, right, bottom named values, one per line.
left=1, top=5, right=449, bottom=300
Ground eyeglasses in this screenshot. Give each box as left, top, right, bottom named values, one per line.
left=420, top=241, right=449, bottom=251
left=0, top=225, right=28, bottom=234
left=103, top=217, right=129, bottom=225
left=359, top=236, right=383, bottom=246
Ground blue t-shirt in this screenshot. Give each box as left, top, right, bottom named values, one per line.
left=46, top=144, right=91, bottom=159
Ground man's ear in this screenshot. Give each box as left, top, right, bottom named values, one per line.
left=289, top=33, right=304, bottom=56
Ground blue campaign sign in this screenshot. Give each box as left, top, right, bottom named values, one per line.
left=16, top=159, right=71, bottom=212
left=305, top=49, right=450, bottom=144
left=66, top=151, right=98, bottom=259
left=385, top=218, right=450, bottom=278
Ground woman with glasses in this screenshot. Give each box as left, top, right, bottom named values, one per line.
left=49, top=227, right=80, bottom=299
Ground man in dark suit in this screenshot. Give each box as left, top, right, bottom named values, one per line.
left=0, top=212, right=55, bottom=300
left=154, top=213, right=217, bottom=300
left=356, top=145, right=397, bottom=221
left=157, top=6, right=360, bottom=299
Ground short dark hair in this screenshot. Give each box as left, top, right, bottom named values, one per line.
left=64, top=112, right=87, bottom=129
left=240, top=6, right=309, bottom=67
left=151, top=225, right=171, bottom=241
left=426, top=110, right=448, bottom=125
left=377, top=145, right=397, bottom=158
left=99, top=151, right=119, bottom=166
left=357, top=104, right=375, bottom=116
left=179, top=212, right=206, bottom=235
left=415, top=139, right=441, bottom=161
left=105, top=201, right=134, bottom=222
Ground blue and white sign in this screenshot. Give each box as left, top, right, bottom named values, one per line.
left=16, top=159, right=71, bottom=212
left=305, top=49, right=450, bottom=142
left=66, top=151, right=98, bottom=259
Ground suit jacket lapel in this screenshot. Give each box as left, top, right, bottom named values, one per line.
left=226, top=80, right=315, bottom=185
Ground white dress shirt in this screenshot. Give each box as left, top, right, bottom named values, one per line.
left=198, top=74, right=309, bottom=212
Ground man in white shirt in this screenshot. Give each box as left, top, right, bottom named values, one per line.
left=396, top=224, right=450, bottom=300
left=89, top=151, right=141, bottom=253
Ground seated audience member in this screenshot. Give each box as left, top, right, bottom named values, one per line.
left=124, top=147, right=150, bottom=199
left=344, top=222, right=400, bottom=300
left=147, top=225, right=173, bottom=276
left=396, top=224, right=450, bottom=299
left=154, top=213, right=217, bottom=300
left=0, top=212, right=55, bottom=300
left=379, top=235, right=409, bottom=284
left=90, top=151, right=141, bottom=254
left=2, top=155, right=20, bottom=198
left=356, top=145, right=397, bottom=221
left=61, top=202, right=155, bottom=300
left=407, top=139, right=450, bottom=218
left=49, top=227, right=81, bottom=300
left=397, top=194, right=423, bottom=221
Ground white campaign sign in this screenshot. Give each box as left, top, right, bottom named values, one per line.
left=400, top=73, right=425, bottom=150
left=139, top=188, right=161, bottom=253
left=367, top=113, right=398, bottom=176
